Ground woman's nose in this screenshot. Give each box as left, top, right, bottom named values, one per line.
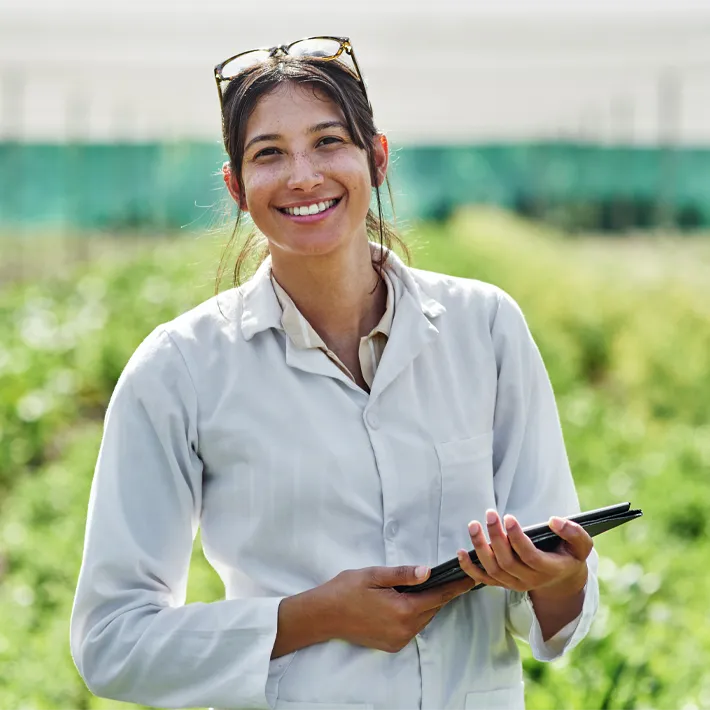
left=286, top=153, right=324, bottom=192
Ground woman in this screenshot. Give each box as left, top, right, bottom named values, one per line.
left=70, top=36, right=599, bottom=710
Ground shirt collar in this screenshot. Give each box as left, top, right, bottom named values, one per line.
left=270, top=273, right=322, bottom=350
left=269, top=266, right=399, bottom=352
left=371, top=268, right=397, bottom=337
left=240, top=241, right=445, bottom=342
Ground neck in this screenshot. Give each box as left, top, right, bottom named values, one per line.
left=269, top=236, right=386, bottom=346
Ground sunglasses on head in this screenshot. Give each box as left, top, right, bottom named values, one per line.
left=213, top=35, right=371, bottom=114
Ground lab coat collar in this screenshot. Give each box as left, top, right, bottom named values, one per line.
left=385, top=249, right=446, bottom=321
left=239, top=258, right=284, bottom=341
left=239, top=242, right=446, bottom=343
left=367, top=259, right=445, bottom=399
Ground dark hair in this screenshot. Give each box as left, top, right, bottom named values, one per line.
left=215, top=55, right=410, bottom=293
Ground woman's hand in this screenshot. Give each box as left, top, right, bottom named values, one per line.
left=272, top=564, right=478, bottom=659
left=318, top=565, right=478, bottom=654
left=456, top=510, right=592, bottom=600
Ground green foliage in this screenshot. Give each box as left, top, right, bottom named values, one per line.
left=1, top=211, right=709, bottom=709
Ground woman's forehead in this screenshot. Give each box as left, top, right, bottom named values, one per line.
left=245, top=82, right=346, bottom=139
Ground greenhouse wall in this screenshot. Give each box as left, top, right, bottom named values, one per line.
left=2, top=142, right=709, bottom=231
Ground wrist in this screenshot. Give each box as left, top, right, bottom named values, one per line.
left=531, top=565, right=588, bottom=603
left=272, top=584, right=339, bottom=659
left=309, top=579, right=341, bottom=643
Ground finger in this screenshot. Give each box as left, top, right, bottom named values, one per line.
left=410, top=574, right=479, bottom=612
left=441, top=574, right=480, bottom=598
left=468, top=519, right=521, bottom=589
left=409, top=577, right=477, bottom=623
left=504, top=515, right=548, bottom=572
left=549, top=517, right=594, bottom=561
left=486, top=510, right=531, bottom=579
left=456, top=549, right=497, bottom=587
left=371, top=565, right=430, bottom=588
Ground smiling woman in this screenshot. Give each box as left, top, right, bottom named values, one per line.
left=215, top=43, right=407, bottom=289
left=224, top=84, right=383, bottom=261
left=69, top=36, right=600, bottom=710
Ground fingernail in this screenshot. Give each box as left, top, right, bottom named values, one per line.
left=415, top=566, right=429, bottom=579
left=504, top=515, right=515, bottom=530
left=486, top=509, right=497, bottom=525
left=468, top=521, right=481, bottom=535
left=550, top=516, right=566, bottom=531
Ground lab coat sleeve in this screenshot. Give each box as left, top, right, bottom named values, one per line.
left=489, top=291, right=599, bottom=662
left=69, top=327, right=284, bottom=709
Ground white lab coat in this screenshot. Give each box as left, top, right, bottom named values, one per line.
left=69, top=246, right=599, bottom=710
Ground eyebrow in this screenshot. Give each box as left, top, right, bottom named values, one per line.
left=244, top=121, right=348, bottom=153
left=309, top=120, right=348, bottom=134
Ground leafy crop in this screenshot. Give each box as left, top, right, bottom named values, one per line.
left=0, top=211, right=708, bottom=709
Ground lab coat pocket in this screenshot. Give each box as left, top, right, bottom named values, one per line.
left=464, top=682, right=525, bottom=709
left=435, top=431, right=496, bottom=564
left=274, top=702, right=374, bottom=709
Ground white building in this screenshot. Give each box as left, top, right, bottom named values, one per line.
left=1, top=0, right=709, bottom=146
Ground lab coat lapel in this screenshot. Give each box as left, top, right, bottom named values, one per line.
left=368, top=286, right=442, bottom=401
left=240, top=258, right=282, bottom=341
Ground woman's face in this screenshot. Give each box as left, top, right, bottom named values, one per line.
left=232, top=82, right=388, bottom=258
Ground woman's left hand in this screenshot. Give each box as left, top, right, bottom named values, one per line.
left=457, top=509, right=593, bottom=599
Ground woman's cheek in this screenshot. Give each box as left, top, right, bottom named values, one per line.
left=346, top=170, right=374, bottom=214
left=243, top=169, right=279, bottom=217
left=331, top=159, right=371, bottom=203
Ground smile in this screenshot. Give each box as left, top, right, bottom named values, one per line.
left=277, top=197, right=342, bottom=217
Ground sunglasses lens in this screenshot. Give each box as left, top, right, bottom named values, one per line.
left=221, top=50, right=273, bottom=79
left=289, top=38, right=358, bottom=76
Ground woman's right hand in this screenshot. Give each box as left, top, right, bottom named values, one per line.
left=320, top=565, right=478, bottom=653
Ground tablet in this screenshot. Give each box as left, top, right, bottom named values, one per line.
left=395, top=501, right=643, bottom=593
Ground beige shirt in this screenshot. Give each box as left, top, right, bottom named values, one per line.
left=269, top=267, right=400, bottom=389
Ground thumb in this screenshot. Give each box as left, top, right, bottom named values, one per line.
left=370, top=565, right=430, bottom=588
left=549, top=517, right=593, bottom=560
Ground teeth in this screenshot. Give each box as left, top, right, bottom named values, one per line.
left=283, top=199, right=337, bottom=216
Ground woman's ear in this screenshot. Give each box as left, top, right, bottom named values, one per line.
left=222, top=161, right=249, bottom=212
left=372, top=133, right=389, bottom=188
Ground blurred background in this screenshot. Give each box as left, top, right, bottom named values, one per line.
left=4, top=0, right=710, bottom=247
left=1, top=1, right=709, bottom=709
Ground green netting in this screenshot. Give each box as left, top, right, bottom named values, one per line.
left=0, top=142, right=224, bottom=231
left=391, top=144, right=710, bottom=226
left=2, top=141, right=710, bottom=230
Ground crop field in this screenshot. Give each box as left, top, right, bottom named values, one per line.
left=0, top=208, right=709, bottom=709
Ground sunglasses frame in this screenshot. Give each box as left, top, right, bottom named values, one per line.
left=214, top=35, right=371, bottom=115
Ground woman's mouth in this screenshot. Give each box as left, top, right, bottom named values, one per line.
left=276, top=197, right=342, bottom=222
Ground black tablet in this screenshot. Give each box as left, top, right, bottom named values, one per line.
left=395, top=501, right=643, bottom=593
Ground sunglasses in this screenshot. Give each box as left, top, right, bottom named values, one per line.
left=213, top=35, right=371, bottom=114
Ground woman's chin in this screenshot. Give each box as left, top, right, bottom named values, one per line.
left=270, top=226, right=358, bottom=258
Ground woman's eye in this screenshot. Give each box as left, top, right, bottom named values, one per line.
left=254, top=147, right=280, bottom=159
left=318, top=136, right=343, bottom=147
